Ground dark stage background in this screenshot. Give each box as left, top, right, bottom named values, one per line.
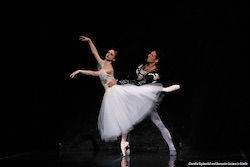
left=2, top=1, right=250, bottom=153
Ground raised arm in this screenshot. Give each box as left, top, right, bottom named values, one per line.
left=79, top=36, right=103, bottom=64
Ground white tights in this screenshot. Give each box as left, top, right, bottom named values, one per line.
left=149, top=109, right=176, bottom=151
left=121, top=109, right=176, bottom=151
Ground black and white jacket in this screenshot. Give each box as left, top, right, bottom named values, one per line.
left=118, top=63, right=161, bottom=86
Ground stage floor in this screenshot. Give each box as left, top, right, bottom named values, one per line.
left=0, top=148, right=249, bottom=167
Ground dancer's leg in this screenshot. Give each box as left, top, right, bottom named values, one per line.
left=162, top=84, right=180, bottom=92
left=149, top=109, right=177, bottom=155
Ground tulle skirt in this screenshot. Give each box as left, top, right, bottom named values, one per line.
left=97, top=83, right=164, bottom=142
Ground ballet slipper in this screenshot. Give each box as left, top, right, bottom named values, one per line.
left=162, top=84, right=180, bottom=92
left=120, top=141, right=129, bottom=156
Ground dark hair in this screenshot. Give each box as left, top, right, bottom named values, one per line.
left=155, top=48, right=166, bottom=60
left=152, top=48, right=168, bottom=77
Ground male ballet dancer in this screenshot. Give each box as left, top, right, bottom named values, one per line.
left=108, top=49, right=179, bottom=156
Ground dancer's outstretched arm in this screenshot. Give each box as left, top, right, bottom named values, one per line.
left=162, top=84, right=180, bottom=92
left=79, top=36, right=103, bottom=64
left=70, top=69, right=100, bottom=78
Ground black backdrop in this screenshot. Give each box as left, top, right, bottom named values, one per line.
left=2, top=1, right=250, bottom=152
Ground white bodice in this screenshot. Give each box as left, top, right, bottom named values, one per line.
left=99, top=69, right=115, bottom=90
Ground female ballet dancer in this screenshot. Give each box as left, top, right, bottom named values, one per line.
left=70, top=35, right=180, bottom=156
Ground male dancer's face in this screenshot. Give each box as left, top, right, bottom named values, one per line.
left=147, top=50, right=159, bottom=64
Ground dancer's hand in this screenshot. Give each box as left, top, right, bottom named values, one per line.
left=79, top=36, right=90, bottom=42
left=107, top=79, right=117, bottom=87
left=70, top=70, right=80, bottom=78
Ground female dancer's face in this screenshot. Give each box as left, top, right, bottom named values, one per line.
left=105, top=49, right=116, bottom=61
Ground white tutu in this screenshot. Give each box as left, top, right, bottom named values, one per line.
left=97, top=83, right=163, bottom=141
left=96, top=65, right=164, bottom=141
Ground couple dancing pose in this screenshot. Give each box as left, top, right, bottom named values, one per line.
left=70, top=35, right=180, bottom=156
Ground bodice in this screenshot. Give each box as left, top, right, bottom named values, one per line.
left=99, top=69, right=115, bottom=90
left=97, top=60, right=115, bottom=90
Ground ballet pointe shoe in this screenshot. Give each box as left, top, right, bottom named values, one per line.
left=120, top=141, right=129, bottom=157
left=162, top=84, right=180, bottom=92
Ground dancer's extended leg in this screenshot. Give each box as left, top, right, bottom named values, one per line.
left=162, top=84, right=180, bottom=92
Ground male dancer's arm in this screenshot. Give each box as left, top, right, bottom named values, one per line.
left=107, top=63, right=141, bottom=87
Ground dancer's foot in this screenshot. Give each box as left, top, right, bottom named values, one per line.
left=169, top=150, right=177, bottom=156
left=162, top=84, right=180, bottom=92
left=120, top=141, right=129, bottom=156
